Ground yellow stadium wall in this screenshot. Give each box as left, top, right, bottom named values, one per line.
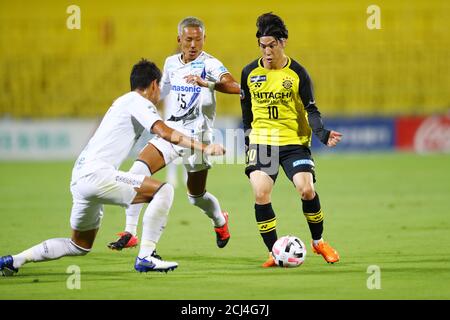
left=0, top=0, right=448, bottom=118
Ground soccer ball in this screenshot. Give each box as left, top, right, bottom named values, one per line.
left=271, top=235, right=306, bottom=267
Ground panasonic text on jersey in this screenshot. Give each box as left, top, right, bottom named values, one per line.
left=171, top=85, right=202, bottom=93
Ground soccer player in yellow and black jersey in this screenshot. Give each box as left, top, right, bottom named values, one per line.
left=240, top=13, right=343, bottom=267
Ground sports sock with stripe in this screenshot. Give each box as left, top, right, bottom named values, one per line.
left=255, top=203, right=278, bottom=252
left=302, top=192, right=324, bottom=241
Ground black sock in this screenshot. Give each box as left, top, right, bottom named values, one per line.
left=255, top=203, right=278, bottom=252
left=302, top=192, right=324, bottom=241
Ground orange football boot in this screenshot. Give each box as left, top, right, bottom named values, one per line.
left=262, top=253, right=277, bottom=268
left=311, top=240, right=340, bottom=263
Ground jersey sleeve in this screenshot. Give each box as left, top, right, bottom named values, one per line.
left=130, top=100, right=162, bottom=133
left=159, top=58, right=172, bottom=100
left=206, top=58, right=230, bottom=82
left=240, top=64, right=253, bottom=148
left=297, top=66, right=330, bottom=145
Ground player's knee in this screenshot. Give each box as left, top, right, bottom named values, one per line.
left=299, top=186, right=315, bottom=200
left=154, top=183, right=174, bottom=212
left=254, top=189, right=271, bottom=203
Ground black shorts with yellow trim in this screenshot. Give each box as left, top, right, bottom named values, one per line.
left=245, top=144, right=316, bottom=183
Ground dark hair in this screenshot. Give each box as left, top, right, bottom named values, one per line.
left=256, top=12, right=288, bottom=40
left=130, top=58, right=162, bottom=91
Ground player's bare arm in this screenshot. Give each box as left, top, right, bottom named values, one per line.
left=151, top=120, right=225, bottom=156
left=184, top=73, right=240, bottom=94
left=214, top=73, right=241, bottom=94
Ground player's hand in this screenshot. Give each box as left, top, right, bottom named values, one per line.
left=184, top=74, right=207, bottom=87
left=327, top=130, right=343, bottom=147
left=204, top=143, right=226, bottom=156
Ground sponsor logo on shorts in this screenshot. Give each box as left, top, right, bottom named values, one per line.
left=43, top=241, right=49, bottom=254
left=115, top=175, right=142, bottom=187
left=292, top=159, right=314, bottom=167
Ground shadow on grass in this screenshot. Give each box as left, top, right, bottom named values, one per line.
left=0, top=253, right=376, bottom=285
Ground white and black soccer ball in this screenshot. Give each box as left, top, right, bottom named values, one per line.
left=271, top=235, right=306, bottom=267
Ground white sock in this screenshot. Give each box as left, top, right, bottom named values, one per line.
left=12, top=238, right=90, bottom=269
left=125, top=161, right=151, bottom=235
left=125, top=205, right=143, bottom=236
left=166, top=162, right=178, bottom=187
left=138, top=184, right=174, bottom=259
left=188, top=191, right=225, bottom=227
left=313, top=238, right=324, bottom=246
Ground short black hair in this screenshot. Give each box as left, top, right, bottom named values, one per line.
left=256, top=12, right=288, bottom=40
left=130, top=58, right=162, bottom=91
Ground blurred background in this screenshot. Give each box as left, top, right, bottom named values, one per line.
left=0, top=0, right=449, bottom=159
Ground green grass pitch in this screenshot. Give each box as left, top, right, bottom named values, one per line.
left=1, top=153, right=449, bottom=300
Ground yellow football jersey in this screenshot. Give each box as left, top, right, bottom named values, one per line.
left=240, top=57, right=329, bottom=147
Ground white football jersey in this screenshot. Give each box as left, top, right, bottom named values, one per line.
left=160, top=51, right=229, bottom=132
left=71, top=91, right=162, bottom=182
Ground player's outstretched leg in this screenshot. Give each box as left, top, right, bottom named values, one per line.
left=135, top=183, right=178, bottom=272
left=1, top=238, right=90, bottom=276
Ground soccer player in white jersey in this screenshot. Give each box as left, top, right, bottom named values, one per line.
left=107, top=17, right=240, bottom=251
left=0, top=59, right=225, bottom=276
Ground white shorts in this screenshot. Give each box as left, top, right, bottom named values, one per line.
left=69, top=168, right=145, bottom=231
left=149, top=121, right=212, bottom=173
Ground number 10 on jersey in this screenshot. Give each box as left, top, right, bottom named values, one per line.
left=267, top=105, right=278, bottom=119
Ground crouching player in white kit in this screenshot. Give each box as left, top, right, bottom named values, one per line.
left=0, top=59, right=225, bottom=276
left=108, top=17, right=241, bottom=251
